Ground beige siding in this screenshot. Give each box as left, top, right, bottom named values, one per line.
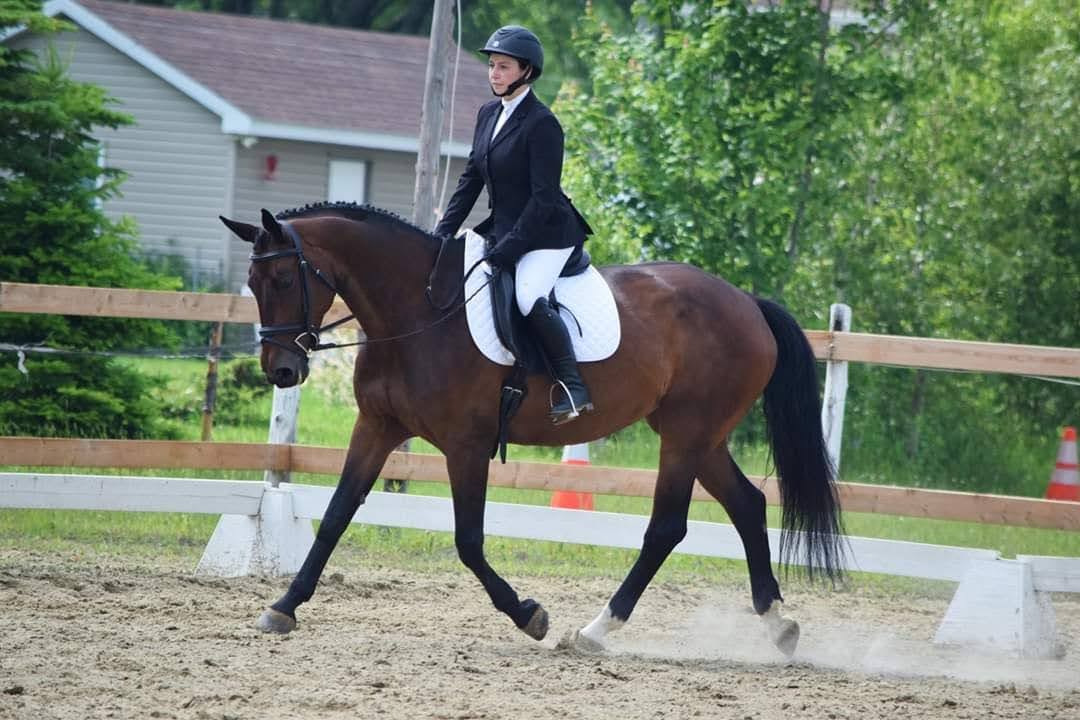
left=372, top=153, right=491, bottom=234
left=12, top=27, right=232, bottom=289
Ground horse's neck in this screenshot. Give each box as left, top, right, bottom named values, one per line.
left=327, top=223, right=438, bottom=337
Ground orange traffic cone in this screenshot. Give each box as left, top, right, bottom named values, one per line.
left=550, top=443, right=595, bottom=510
left=1045, top=426, right=1079, bottom=501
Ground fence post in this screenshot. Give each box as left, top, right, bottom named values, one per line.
left=196, top=384, right=310, bottom=577
left=200, top=321, right=225, bottom=441
left=264, top=387, right=300, bottom=487
left=241, top=283, right=302, bottom=487
left=934, top=557, right=1059, bottom=658
left=820, top=303, right=851, bottom=474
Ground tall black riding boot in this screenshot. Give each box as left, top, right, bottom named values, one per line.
left=527, top=297, right=594, bottom=425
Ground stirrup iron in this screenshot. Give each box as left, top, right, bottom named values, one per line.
left=548, top=379, right=591, bottom=425
left=548, top=380, right=581, bottom=423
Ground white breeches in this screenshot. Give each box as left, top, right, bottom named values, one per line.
left=515, top=246, right=575, bottom=316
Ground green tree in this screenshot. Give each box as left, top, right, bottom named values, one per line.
left=557, top=0, right=1079, bottom=494
left=0, top=0, right=181, bottom=437
left=789, top=0, right=1080, bottom=490
left=559, top=0, right=900, bottom=290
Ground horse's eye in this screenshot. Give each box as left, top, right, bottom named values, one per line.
left=273, top=271, right=294, bottom=290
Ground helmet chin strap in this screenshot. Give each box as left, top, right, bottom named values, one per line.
left=491, top=65, right=532, bottom=97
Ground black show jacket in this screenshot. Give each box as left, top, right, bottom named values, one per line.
left=434, top=90, right=591, bottom=264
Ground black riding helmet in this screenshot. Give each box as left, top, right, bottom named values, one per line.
left=480, top=25, right=544, bottom=96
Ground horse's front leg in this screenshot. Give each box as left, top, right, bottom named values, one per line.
left=256, top=414, right=408, bottom=634
left=447, top=448, right=549, bottom=640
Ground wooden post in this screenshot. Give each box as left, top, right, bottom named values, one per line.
left=412, top=0, right=453, bottom=231
left=264, top=386, right=300, bottom=488
left=384, top=0, right=454, bottom=494
left=820, top=303, right=851, bottom=474
left=200, top=321, right=225, bottom=441
left=240, top=284, right=259, bottom=350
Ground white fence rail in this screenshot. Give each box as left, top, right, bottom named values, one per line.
left=2, top=472, right=263, bottom=514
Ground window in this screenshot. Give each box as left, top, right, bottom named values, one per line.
left=327, top=160, right=367, bottom=204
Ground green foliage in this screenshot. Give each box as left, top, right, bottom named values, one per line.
left=559, top=0, right=903, bottom=288
left=557, top=0, right=1079, bottom=492
left=0, top=0, right=61, bottom=37
left=153, top=357, right=270, bottom=428
left=800, top=0, right=1080, bottom=483
left=0, top=355, right=166, bottom=437
left=0, top=1, right=183, bottom=437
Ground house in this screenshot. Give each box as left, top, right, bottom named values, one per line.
left=4, top=0, right=492, bottom=292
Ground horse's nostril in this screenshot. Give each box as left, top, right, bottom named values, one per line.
left=273, top=367, right=296, bottom=386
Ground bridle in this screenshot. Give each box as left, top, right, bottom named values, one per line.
left=249, top=220, right=489, bottom=359
left=248, top=221, right=355, bottom=360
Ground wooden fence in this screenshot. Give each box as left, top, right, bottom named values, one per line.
left=4, top=281, right=1078, bottom=376
left=3, top=437, right=1080, bottom=531
left=2, top=280, right=1079, bottom=530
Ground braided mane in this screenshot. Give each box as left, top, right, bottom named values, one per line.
left=275, top=201, right=436, bottom=240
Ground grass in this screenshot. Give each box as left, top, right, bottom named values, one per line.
left=1, top=355, right=1077, bottom=592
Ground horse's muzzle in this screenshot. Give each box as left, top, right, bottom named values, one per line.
left=268, top=362, right=308, bottom=388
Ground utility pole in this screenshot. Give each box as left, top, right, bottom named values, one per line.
left=412, top=0, right=453, bottom=231
left=386, top=0, right=453, bottom=493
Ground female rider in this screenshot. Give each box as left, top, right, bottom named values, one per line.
left=434, top=25, right=594, bottom=425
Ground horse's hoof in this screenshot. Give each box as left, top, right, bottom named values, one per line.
left=521, top=603, right=549, bottom=641
left=771, top=618, right=800, bottom=657
left=562, top=629, right=605, bottom=654
left=255, top=607, right=296, bottom=635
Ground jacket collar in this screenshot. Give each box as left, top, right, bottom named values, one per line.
left=487, top=89, right=539, bottom=152
left=498, top=86, right=532, bottom=118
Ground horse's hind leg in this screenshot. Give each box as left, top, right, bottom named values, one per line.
left=575, top=436, right=698, bottom=649
left=696, top=447, right=799, bottom=656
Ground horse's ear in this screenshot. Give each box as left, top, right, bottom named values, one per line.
left=260, top=208, right=282, bottom=238
left=219, top=215, right=259, bottom=244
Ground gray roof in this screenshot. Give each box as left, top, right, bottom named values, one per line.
left=68, top=0, right=492, bottom=148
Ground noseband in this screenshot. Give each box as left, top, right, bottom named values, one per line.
left=249, top=221, right=354, bottom=359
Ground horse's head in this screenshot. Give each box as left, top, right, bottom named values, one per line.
left=220, top=209, right=337, bottom=388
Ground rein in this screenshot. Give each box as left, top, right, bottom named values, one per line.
left=250, top=221, right=489, bottom=357
left=323, top=261, right=488, bottom=350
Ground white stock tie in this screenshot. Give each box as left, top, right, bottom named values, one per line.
left=492, top=107, right=511, bottom=139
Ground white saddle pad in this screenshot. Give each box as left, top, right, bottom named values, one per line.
left=462, top=229, right=621, bottom=366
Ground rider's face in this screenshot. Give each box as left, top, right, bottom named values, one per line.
left=488, top=53, right=529, bottom=96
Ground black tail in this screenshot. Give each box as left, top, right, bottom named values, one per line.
left=755, top=297, right=846, bottom=581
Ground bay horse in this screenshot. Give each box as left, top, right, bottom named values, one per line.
left=220, top=202, right=844, bottom=656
